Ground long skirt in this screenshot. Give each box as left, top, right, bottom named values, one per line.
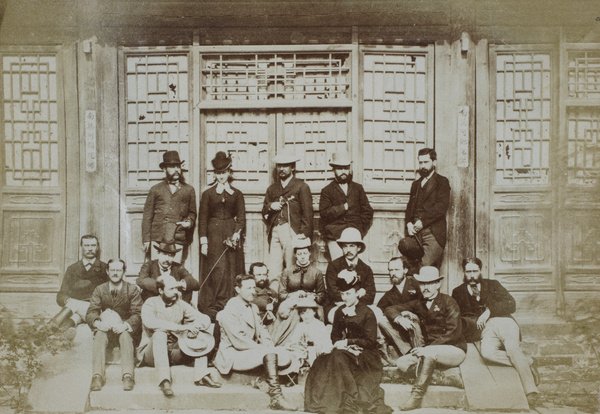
left=304, top=348, right=393, bottom=414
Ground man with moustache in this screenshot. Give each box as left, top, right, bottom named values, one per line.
left=142, top=150, right=197, bottom=264
left=377, top=256, right=422, bottom=356
left=452, top=257, right=542, bottom=409
left=262, top=148, right=314, bottom=290
left=87, top=259, right=142, bottom=392
left=398, top=148, right=450, bottom=268
left=319, top=150, right=373, bottom=260
left=137, top=242, right=200, bottom=304
left=250, top=262, right=278, bottom=325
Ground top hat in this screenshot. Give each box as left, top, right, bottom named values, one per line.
left=398, top=236, right=425, bottom=260
left=178, top=330, right=215, bottom=358
left=154, top=242, right=182, bottom=254
left=336, top=227, right=366, bottom=253
left=211, top=151, right=232, bottom=172
left=159, top=150, right=184, bottom=169
left=329, top=150, right=352, bottom=167
left=413, top=266, right=444, bottom=283
left=293, top=236, right=312, bottom=251
left=274, top=148, right=300, bottom=165
left=296, top=296, right=319, bottom=309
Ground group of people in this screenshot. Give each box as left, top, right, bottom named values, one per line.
left=47, top=146, right=543, bottom=413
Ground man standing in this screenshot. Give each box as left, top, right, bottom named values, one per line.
left=215, top=274, right=298, bottom=411
left=319, top=150, right=373, bottom=260
left=136, top=242, right=199, bottom=303
left=377, top=256, right=423, bottom=356
left=324, top=227, right=377, bottom=323
left=398, top=148, right=450, bottom=268
left=52, top=235, right=108, bottom=339
left=137, top=275, right=221, bottom=397
left=87, top=259, right=142, bottom=392
left=262, top=148, right=313, bottom=289
left=452, top=257, right=542, bottom=409
left=142, top=150, right=197, bottom=264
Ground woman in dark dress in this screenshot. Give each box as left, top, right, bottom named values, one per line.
left=304, top=273, right=393, bottom=414
left=198, top=152, right=246, bottom=321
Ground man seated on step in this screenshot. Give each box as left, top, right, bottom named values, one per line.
left=137, top=275, right=221, bottom=397
left=250, top=262, right=279, bottom=327
left=87, top=258, right=142, bottom=392
left=452, top=257, right=542, bottom=409
left=50, top=235, right=108, bottom=339
left=215, top=274, right=299, bottom=411
left=384, top=266, right=467, bottom=411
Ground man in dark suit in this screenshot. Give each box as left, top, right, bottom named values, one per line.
left=262, top=148, right=314, bottom=290
left=137, top=242, right=200, bottom=303
left=319, top=150, right=373, bottom=260
left=452, top=257, right=542, bottom=409
left=377, top=256, right=422, bottom=356
left=142, top=150, right=197, bottom=264
left=87, top=258, right=142, bottom=392
left=385, top=267, right=466, bottom=410
left=51, top=235, right=108, bottom=339
left=398, top=148, right=450, bottom=268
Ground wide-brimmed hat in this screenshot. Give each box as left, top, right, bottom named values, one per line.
left=154, top=242, right=182, bottom=254
left=336, top=227, right=366, bottom=253
left=398, top=236, right=424, bottom=260
left=296, top=296, right=319, bottom=309
left=414, top=266, right=444, bottom=283
left=329, top=150, right=352, bottom=167
left=293, top=236, right=312, bottom=251
left=274, top=148, right=300, bottom=165
left=159, top=150, right=184, bottom=169
left=178, top=330, right=215, bottom=358
left=211, top=151, right=232, bottom=172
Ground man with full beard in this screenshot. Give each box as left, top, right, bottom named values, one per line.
left=319, top=150, right=373, bottom=260
left=398, top=148, right=450, bottom=268
left=142, top=150, right=197, bottom=264
left=452, top=257, right=542, bottom=409
left=249, top=262, right=278, bottom=325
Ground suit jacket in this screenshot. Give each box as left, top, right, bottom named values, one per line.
left=452, top=279, right=517, bottom=342
left=86, top=281, right=143, bottom=343
left=377, top=276, right=422, bottom=312
left=214, top=296, right=273, bottom=375
left=325, top=257, right=376, bottom=315
left=262, top=177, right=314, bottom=241
left=385, top=293, right=466, bottom=352
left=405, top=172, right=450, bottom=247
left=319, top=180, right=373, bottom=240
left=142, top=179, right=197, bottom=246
left=56, top=260, right=108, bottom=307
left=136, top=260, right=200, bottom=303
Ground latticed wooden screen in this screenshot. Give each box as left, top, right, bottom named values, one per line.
left=495, top=52, right=552, bottom=185
left=125, top=54, right=189, bottom=189
left=362, top=52, right=430, bottom=188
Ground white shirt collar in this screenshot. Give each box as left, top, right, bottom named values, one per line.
left=421, top=171, right=435, bottom=186
left=109, top=281, right=123, bottom=292
left=215, top=182, right=234, bottom=195
left=345, top=257, right=358, bottom=268
left=83, top=258, right=96, bottom=267
left=338, top=181, right=348, bottom=194
left=280, top=176, right=292, bottom=188
left=394, top=279, right=406, bottom=293
left=341, top=304, right=357, bottom=316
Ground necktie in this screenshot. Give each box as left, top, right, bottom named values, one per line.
left=111, top=290, right=118, bottom=298
left=471, top=285, right=480, bottom=300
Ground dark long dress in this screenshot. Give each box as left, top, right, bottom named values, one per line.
left=304, top=304, right=393, bottom=414
left=198, top=184, right=245, bottom=321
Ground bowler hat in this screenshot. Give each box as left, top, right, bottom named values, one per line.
left=159, top=150, right=184, bottom=169
left=398, top=236, right=424, bottom=260
left=329, top=150, right=352, bottom=167
left=274, top=147, right=300, bottom=164
left=178, top=330, right=215, bottom=358
left=154, top=242, right=182, bottom=254
left=336, top=227, right=366, bottom=253
left=414, top=266, right=444, bottom=283
left=211, top=151, right=232, bottom=172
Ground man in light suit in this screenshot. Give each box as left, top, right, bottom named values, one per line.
left=215, top=274, right=298, bottom=411
left=319, top=150, right=373, bottom=260
left=86, top=258, right=142, bottom=392
left=398, top=148, right=450, bottom=268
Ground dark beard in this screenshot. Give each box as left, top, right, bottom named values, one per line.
left=465, top=275, right=482, bottom=286
left=418, top=167, right=433, bottom=177
left=256, top=279, right=268, bottom=289
left=335, top=174, right=352, bottom=184
left=390, top=275, right=404, bottom=285
left=166, top=171, right=185, bottom=183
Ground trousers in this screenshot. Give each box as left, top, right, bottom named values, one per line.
left=92, top=330, right=134, bottom=380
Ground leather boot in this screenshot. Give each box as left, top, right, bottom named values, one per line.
left=400, top=356, right=435, bottom=411
left=49, top=307, right=73, bottom=329
left=263, top=353, right=298, bottom=411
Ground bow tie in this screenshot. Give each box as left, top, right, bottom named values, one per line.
left=341, top=306, right=356, bottom=317
left=470, top=285, right=480, bottom=299
left=111, top=290, right=118, bottom=298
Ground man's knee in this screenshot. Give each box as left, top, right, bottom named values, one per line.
left=152, top=330, right=168, bottom=344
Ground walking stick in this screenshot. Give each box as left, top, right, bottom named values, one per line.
left=198, top=245, right=230, bottom=292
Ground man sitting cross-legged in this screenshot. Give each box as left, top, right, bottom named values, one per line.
left=137, top=275, right=221, bottom=397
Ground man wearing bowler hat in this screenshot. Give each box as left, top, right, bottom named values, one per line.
left=262, top=147, right=313, bottom=290
left=319, top=150, right=373, bottom=260
left=142, top=150, right=197, bottom=264
left=137, top=242, right=200, bottom=304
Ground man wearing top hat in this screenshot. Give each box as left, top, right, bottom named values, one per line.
left=142, top=150, right=197, bottom=264
left=319, top=150, right=373, bottom=260
left=137, top=242, right=200, bottom=304
left=262, top=148, right=314, bottom=290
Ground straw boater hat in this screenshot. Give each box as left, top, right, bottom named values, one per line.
left=211, top=151, right=232, bottom=172
left=336, top=227, right=366, bottom=253
left=153, top=242, right=182, bottom=254
left=274, top=147, right=300, bottom=165
left=159, top=150, right=184, bottom=169
left=413, top=266, right=444, bottom=283
left=329, top=150, right=352, bottom=167
left=178, top=330, right=215, bottom=358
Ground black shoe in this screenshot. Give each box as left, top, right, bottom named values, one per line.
left=159, top=379, right=174, bottom=397
left=195, top=375, right=222, bottom=388
left=90, top=375, right=104, bottom=391
left=123, top=374, right=135, bottom=391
